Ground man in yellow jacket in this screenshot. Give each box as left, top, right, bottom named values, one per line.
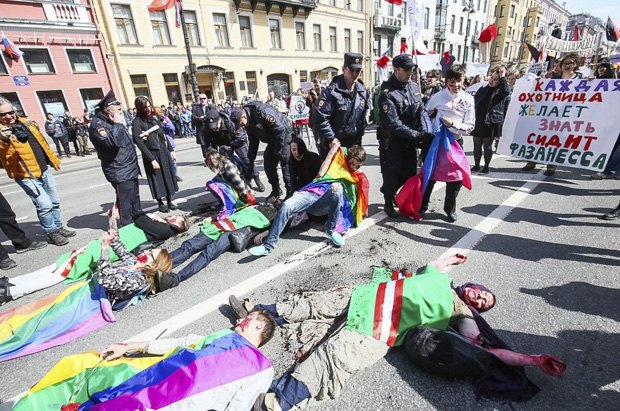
left=0, top=97, right=75, bottom=246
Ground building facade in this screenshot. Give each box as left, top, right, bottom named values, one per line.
left=432, top=0, right=490, bottom=64
left=92, top=0, right=370, bottom=107
left=0, top=0, right=121, bottom=126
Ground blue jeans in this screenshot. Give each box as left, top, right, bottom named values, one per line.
left=264, top=184, right=343, bottom=250
left=15, top=169, right=63, bottom=234
left=169, top=232, right=231, bottom=286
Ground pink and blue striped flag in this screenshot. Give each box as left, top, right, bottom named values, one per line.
left=396, top=124, right=472, bottom=220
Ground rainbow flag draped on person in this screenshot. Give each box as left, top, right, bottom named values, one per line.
left=206, top=179, right=255, bottom=221
left=396, top=124, right=472, bottom=220
left=0, top=280, right=115, bottom=363
left=13, top=329, right=274, bottom=411
left=301, top=148, right=369, bottom=233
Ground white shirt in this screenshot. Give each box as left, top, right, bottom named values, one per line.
left=426, top=88, right=475, bottom=138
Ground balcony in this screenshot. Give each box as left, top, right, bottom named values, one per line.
left=233, top=0, right=317, bottom=18
left=434, top=28, right=446, bottom=41
left=373, top=9, right=403, bottom=32
left=42, top=1, right=91, bottom=24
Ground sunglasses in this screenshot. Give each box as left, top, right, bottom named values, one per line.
left=0, top=111, right=15, bottom=117
left=199, top=97, right=207, bottom=100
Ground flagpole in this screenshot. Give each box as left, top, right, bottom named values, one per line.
left=408, top=4, right=421, bottom=91
left=178, top=3, right=200, bottom=101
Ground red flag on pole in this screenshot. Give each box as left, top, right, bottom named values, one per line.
left=147, top=0, right=176, bottom=12
left=400, top=40, right=408, bottom=54
left=384, top=0, right=403, bottom=6
left=572, top=24, right=579, bottom=41
left=478, top=24, right=498, bottom=43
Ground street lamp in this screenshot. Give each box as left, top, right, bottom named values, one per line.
left=463, top=1, right=475, bottom=63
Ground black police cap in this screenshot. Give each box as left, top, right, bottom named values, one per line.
left=94, top=90, right=121, bottom=110
left=393, top=54, right=416, bottom=70
left=344, top=52, right=364, bottom=70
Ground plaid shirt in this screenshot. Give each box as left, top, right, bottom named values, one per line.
left=97, top=238, right=148, bottom=303
left=220, top=160, right=248, bottom=200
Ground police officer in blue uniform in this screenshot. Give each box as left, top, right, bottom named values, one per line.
left=89, top=90, right=142, bottom=226
left=204, top=107, right=265, bottom=192
left=234, top=101, right=293, bottom=199
left=378, top=54, right=433, bottom=218
left=312, top=52, right=370, bottom=158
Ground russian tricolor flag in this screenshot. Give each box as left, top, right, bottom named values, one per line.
left=1, top=33, right=23, bottom=61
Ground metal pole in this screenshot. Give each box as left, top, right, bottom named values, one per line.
left=179, top=8, right=200, bottom=102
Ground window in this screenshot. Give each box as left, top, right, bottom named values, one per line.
left=459, top=17, right=464, bottom=34
left=424, top=7, right=430, bottom=29
left=357, top=0, right=363, bottom=12
left=344, top=29, right=351, bottom=52
left=509, top=5, right=515, bottom=18
left=246, top=71, right=257, bottom=96
left=66, top=49, right=96, bottom=73
left=450, top=15, right=455, bottom=33
left=22, top=49, right=55, bottom=74
left=269, top=19, right=282, bottom=49
left=300, top=70, right=308, bottom=83
left=313, top=24, right=322, bottom=51
left=163, top=73, right=181, bottom=103
left=403, top=1, right=407, bottom=25
left=36, top=90, right=68, bottom=117
left=457, top=45, right=461, bottom=61
left=213, top=13, right=230, bottom=47
left=344, top=0, right=350, bottom=9
left=0, top=55, right=8, bottom=75
left=388, top=2, right=394, bottom=16
left=504, top=42, right=509, bottom=58
left=329, top=26, right=337, bottom=52
left=296, top=22, right=306, bottom=50
left=184, top=10, right=201, bottom=46
left=150, top=10, right=171, bottom=45
left=357, top=30, right=364, bottom=53
left=329, top=0, right=335, bottom=6
left=0, top=92, right=25, bottom=116
left=500, top=5, right=505, bottom=17
left=483, top=0, right=487, bottom=12
left=239, top=15, right=253, bottom=47
left=112, top=4, right=138, bottom=44
left=224, top=72, right=236, bottom=100
left=374, top=34, right=381, bottom=56
left=466, top=19, right=471, bottom=35
left=79, top=88, right=104, bottom=111
left=387, top=35, right=394, bottom=57
left=131, top=74, right=151, bottom=101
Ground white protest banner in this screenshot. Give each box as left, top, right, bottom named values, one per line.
left=498, top=78, right=620, bottom=171
left=542, top=32, right=602, bottom=55
left=466, top=63, right=490, bottom=77
left=288, top=95, right=309, bottom=122
left=415, top=55, right=440, bottom=73
left=528, top=61, right=548, bottom=75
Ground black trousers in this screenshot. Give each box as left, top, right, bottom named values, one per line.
left=235, top=145, right=259, bottom=179
left=113, top=179, right=142, bottom=227
left=420, top=180, right=463, bottom=215
left=52, top=136, right=70, bottom=157
left=380, top=138, right=418, bottom=199
left=264, top=143, right=292, bottom=193
left=0, top=192, right=32, bottom=260
left=473, top=136, right=493, bottom=168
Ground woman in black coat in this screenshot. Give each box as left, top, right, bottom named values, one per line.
left=132, top=96, right=179, bottom=212
left=471, top=67, right=511, bottom=174
left=289, top=137, right=322, bottom=193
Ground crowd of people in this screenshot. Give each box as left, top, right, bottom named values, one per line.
left=0, top=48, right=617, bottom=410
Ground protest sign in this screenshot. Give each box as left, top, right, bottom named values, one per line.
left=466, top=63, right=490, bottom=77
left=498, top=78, right=620, bottom=171
left=415, top=55, right=440, bottom=73
left=528, top=61, right=548, bottom=75
left=288, top=95, right=309, bottom=122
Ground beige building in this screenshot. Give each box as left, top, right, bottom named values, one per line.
left=92, top=0, right=370, bottom=106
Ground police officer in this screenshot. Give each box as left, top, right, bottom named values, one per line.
left=233, top=101, right=292, bottom=199
left=378, top=54, right=433, bottom=218
left=89, top=90, right=142, bottom=226
left=312, top=52, right=370, bottom=158
left=204, top=107, right=265, bottom=192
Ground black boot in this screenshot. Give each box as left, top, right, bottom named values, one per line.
left=253, top=176, right=266, bottom=192
left=384, top=195, right=399, bottom=218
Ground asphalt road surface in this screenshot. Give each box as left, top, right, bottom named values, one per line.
left=0, top=130, right=618, bottom=410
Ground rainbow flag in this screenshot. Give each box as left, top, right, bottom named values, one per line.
left=206, top=179, right=254, bottom=221
left=57, top=224, right=148, bottom=283
left=0, top=280, right=115, bottom=363
left=301, top=148, right=369, bottom=233
left=12, top=330, right=233, bottom=411
left=396, top=124, right=472, bottom=220
left=80, top=331, right=273, bottom=410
